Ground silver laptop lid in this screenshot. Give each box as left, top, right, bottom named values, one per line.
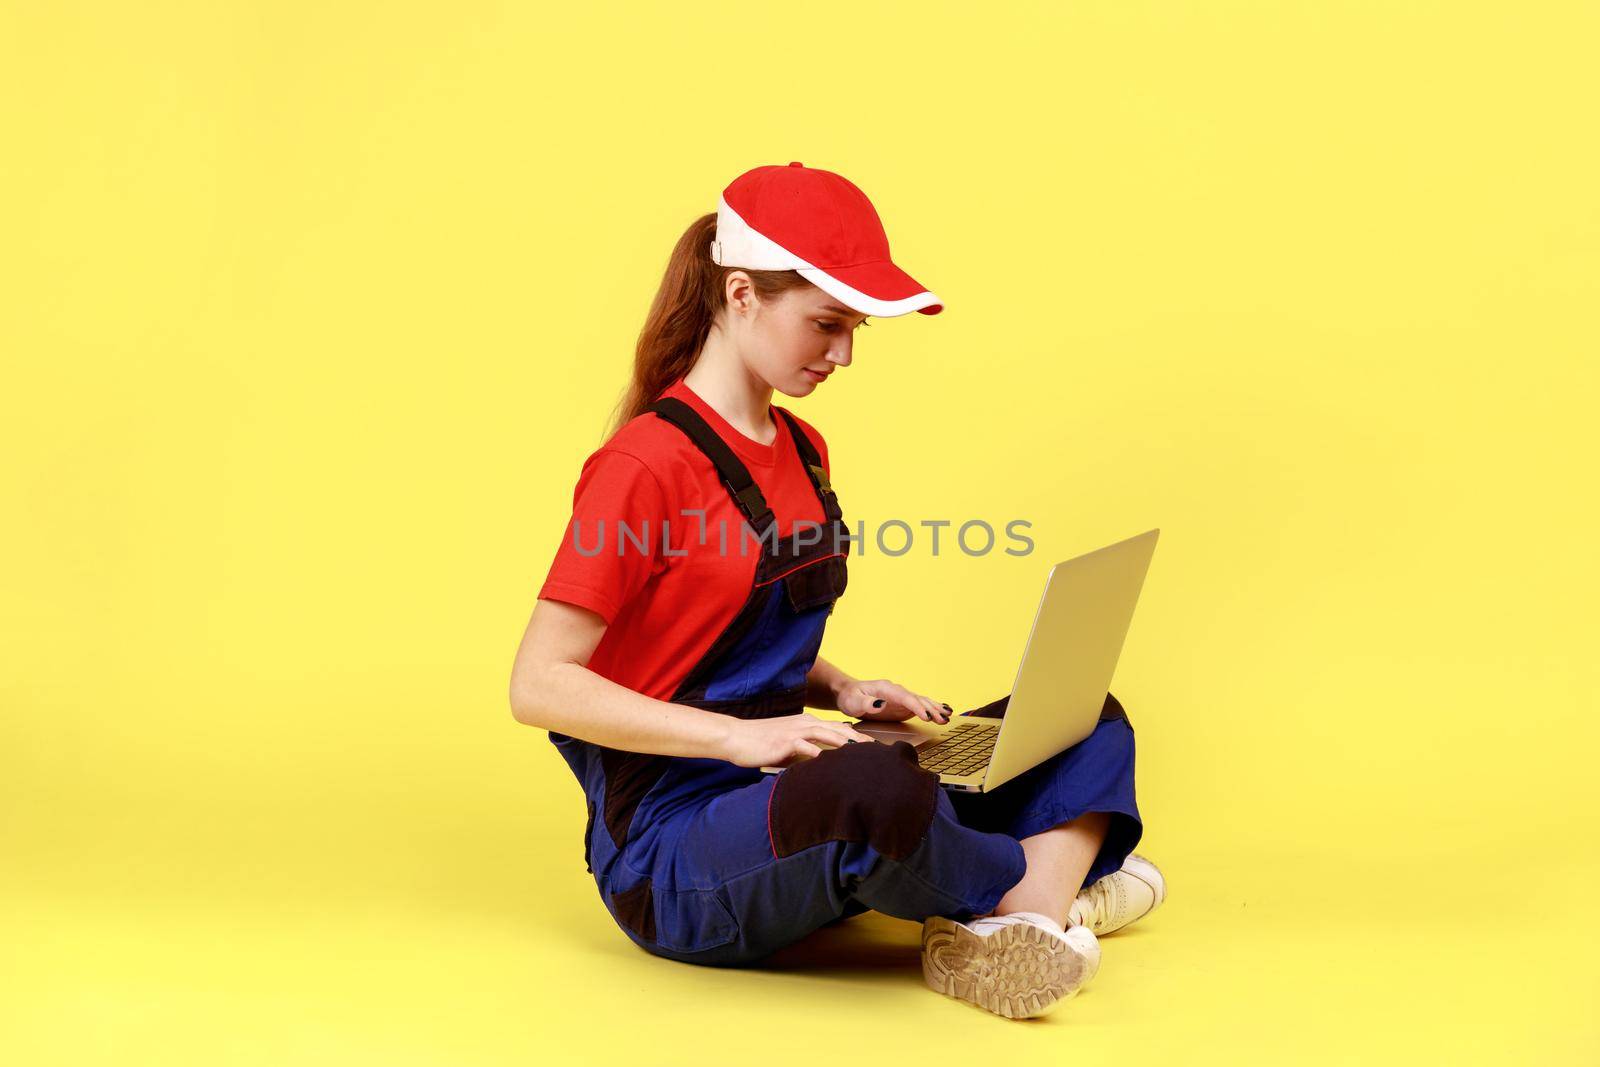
left=981, top=529, right=1159, bottom=791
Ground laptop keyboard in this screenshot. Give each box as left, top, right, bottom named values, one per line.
left=915, top=722, right=999, bottom=776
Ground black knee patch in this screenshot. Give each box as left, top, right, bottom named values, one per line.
left=610, top=876, right=656, bottom=942
left=768, top=740, right=939, bottom=861
left=599, top=748, right=670, bottom=848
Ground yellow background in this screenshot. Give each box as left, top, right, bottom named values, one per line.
left=3, top=1, right=1596, bottom=1062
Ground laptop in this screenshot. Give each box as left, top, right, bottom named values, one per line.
left=761, top=528, right=1159, bottom=792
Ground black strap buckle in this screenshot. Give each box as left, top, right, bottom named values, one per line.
left=733, top=482, right=767, bottom=518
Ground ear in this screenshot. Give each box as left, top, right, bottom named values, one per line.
left=723, top=270, right=756, bottom=316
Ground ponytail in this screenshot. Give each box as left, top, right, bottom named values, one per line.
left=605, top=212, right=811, bottom=441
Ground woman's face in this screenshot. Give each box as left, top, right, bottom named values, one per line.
left=727, top=275, right=870, bottom=397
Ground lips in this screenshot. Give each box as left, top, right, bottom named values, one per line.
left=804, top=368, right=830, bottom=381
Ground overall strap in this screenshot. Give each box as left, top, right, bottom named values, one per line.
left=648, top=397, right=774, bottom=533
left=772, top=407, right=842, bottom=523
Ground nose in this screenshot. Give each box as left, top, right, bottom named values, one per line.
left=828, top=336, right=853, bottom=367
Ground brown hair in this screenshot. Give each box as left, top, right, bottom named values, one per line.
left=603, top=212, right=813, bottom=441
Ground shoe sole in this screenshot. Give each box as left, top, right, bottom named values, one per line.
left=921, top=917, right=1093, bottom=1019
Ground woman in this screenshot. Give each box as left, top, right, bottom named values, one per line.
left=509, top=162, right=1165, bottom=1019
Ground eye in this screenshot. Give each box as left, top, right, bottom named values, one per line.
left=814, top=320, right=840, bottom=333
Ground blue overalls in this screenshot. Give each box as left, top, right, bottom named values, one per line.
left=548, top=397, right=1144, bottom=967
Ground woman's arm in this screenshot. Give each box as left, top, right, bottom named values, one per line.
left=510, top=599, right=863, bottom=764
left=804, top=655, right=857, bottom=712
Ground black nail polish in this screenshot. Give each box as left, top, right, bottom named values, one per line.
left=941, top=703, right=952, bottom=711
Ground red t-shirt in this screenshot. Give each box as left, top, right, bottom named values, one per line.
left=537, top=377, right=833, bottom=701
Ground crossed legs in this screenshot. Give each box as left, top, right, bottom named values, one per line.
left=988, top=810, right=1111, bottom=927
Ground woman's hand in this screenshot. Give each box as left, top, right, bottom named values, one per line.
left=717, top=712, right=878, bottom=769
left=836, top=679, right=952, bottom=725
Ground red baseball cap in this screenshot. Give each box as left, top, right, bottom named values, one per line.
left=709, top=161, right=944, bottom=317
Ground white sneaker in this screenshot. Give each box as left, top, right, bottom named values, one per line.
left=921, top=910, right=1101, bottom=1019
left=1067, top=853, right=1167, bottom=935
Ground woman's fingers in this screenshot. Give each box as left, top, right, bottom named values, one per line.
left=890, top=685, right=947, bottom=724
left=797, top=713, right=843, bottom=740
left=880, top=684, right=919, bottom=718
left=794, top=722, right=876, bottom=760
left=911, top=691, right=949, bottom=723
left=805, top=729, right=845, bottom=749
left=816, top=723, right=865, bottom=747
left=899, top=693, right=930, bottom=721
left=857, top=682, right=954, bottom=725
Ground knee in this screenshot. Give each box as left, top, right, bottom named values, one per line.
left=768, top=739, right=940, bottom=861
left=1088, top=713, right=1137, bottom=770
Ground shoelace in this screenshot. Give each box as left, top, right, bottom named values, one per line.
left=1072, top=875, right=1115, bottom=929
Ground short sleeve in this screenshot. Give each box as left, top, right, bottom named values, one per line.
left=537, top=449, right=671, bottom=627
